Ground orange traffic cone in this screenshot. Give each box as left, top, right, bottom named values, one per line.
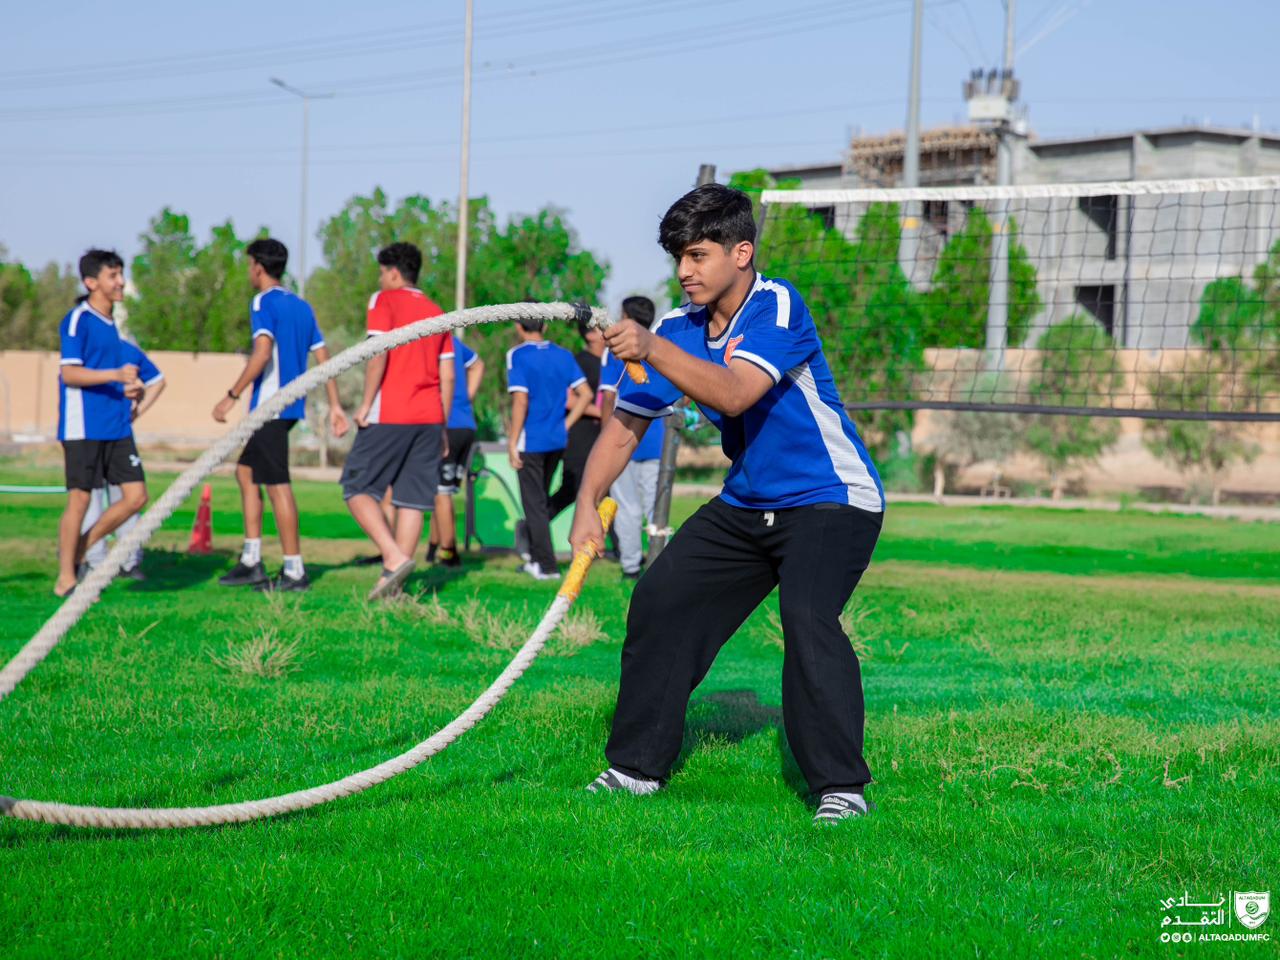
left=188, top=483, right=213, bottom=554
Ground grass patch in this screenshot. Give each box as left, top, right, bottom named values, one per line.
left=0, top=464, right=1276, bottom=957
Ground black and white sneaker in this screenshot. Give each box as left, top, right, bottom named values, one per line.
left=586, top=767, right=662, bottom=796
left=813, top=791, right=872, bottom=826
left=218, top=561, right=268, bottom=587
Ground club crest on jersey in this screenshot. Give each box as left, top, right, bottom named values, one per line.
left=723, top=335, right=744, bottom=366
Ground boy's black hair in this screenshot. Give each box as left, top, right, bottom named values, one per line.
left=246, top=238, right=289, bottom=280
left=620, top=295, right=656, bottom=330
left=658, top=183, right=757, bottom=259
left=377, top=242, right=422, bottom=285
left=78, top=248, right=124, bottom=282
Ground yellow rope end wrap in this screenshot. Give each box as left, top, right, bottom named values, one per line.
left=624, top=360, right=649, bottom=384
left=557, top=497, right=619, bottom=601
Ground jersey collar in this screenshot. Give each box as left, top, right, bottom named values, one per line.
left=705, top=272, right=763, bottom=349
left=82, top=302, right=116, bottom=325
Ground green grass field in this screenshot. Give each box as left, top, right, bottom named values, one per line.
left=1, top=464, right=1277, bottom=958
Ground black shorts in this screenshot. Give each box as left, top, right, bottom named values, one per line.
left=341, top=423, right=443, bottom=511
left=62, top=437, right=146, bottom=491
left=438, top=428, right=476, bottom=494
left=238, top=418, right=297, bottom=486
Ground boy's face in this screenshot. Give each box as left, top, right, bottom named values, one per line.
left=85, top=265, right=125, bottom=303
left=583, top=327, right=604, bottom=350
left=378, top=265, right=402, bottom=291
left=675, top=239, right=753, bottom=306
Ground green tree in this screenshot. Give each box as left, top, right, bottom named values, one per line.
left=922, top=207, right=1041, bottom=348
left=1142, top=354, right=1259, bottom=505
left=1191, top=239, right=1280, bottom=396
left=0, top=247, right=80, bottom=351
left=307, top=189, right=608, bottom=431
left=126, top=209, right=259, bottom=353
left=1022, top=314, right=1125, bottom=499
left=730, top=169, right=927, bottom=459
left=919, top=372, right=1026, bottom=496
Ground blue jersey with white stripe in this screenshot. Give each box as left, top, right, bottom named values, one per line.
left=615, top=274, right=884, bottom=512
left=249, top=286, right=325, bottom=421
left=58, top=302, right=131, bottom=442
left=600, top=349, right=665, bottom=461
left=448, top=337, right=479, bottom=430
left=506, top=340, right=586, bottom=454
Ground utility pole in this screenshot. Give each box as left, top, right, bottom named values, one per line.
left=647, top=162, right=716, bottom=564
left=454, top=0, right=475, bottom=310
left=966, top=0, right=1021, bottom=369
left=269, top=77, right=332, bottom=297
left=900, top=0, right=924, bottom=282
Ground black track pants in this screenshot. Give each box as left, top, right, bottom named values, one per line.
left=605, top=497, right=883, bottom=795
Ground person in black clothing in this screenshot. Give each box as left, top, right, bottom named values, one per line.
left=547, top=318, right=606, bottom=519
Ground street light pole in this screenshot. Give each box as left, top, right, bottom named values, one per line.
left=900, top=0, right=925, bottom=283
left=455, top=0, right=475, bottom=310
left=270, top=77, right=332, bottom=297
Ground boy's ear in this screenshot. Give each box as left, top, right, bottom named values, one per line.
left=734, top=240, right=754, bottom=269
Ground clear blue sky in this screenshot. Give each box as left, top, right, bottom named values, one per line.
left=2, top=0, right=1278, bottom=314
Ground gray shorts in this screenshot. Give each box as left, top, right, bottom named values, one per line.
left=340, top=423, right=443, bottom=511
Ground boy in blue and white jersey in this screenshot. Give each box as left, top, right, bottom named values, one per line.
left=573, top=184, right=884, bottom=825
left=598, top=296, right=669, bottom=579
left=82, top=337, right=167, bottom=579
left=428, top=334, right=485, bottom=567
left=54, top=249, right=149, bottom=598
left=506, top=316, right=592, bottom=579
left=212, top=238, right=349, bottom=592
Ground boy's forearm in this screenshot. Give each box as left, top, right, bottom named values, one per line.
left=508, top=392, right=528, bottom=441
left=60, top=366, right=123, bottom=387
left=563, top=386, right=590, bottom=430
left=313, top=346, right=344, bottom=409
left=439, top=363, right=454, bottom=424
left=362, top=354, right=388, bottom=407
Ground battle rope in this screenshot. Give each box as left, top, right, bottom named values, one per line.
left=1, top=300, right=621, bottom=828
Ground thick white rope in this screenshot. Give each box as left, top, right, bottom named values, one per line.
left=0, top=301, right=610, bottom=829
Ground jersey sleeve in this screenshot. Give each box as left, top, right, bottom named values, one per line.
left=439, top=332, right=455, bottom=362
left=506, top=348, right=528, bottom=393
left=459, top=340, right=478, bottom=369
left=250, top=295, right=276, bottom=342
left=615, top=362, right=680, bottom=419
left=59, top=311, right=85, bottom=366
left=308, top=308, right=325, bottom=352
left=564, top=349, right=587, bottom=389
left=133, top=347, right=164, bottom=386
left=598, top=350, right=626, bottom=394
left=366, top=291, right=392, bottom=337
left=728, top=282, right=818, bottom=384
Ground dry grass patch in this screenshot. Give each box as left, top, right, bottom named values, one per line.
left=209, top=630, right=309, bottom=678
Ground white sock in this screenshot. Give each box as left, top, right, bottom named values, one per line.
left=282, top=555, right=304, bottom=579
left=241, top=538, right=262, bottom=566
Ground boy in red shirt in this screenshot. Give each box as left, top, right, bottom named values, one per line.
left=341, top=243, right=454, bottom=599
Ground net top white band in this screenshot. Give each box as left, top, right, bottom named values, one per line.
left=761, top=174, right=1280, bottom=206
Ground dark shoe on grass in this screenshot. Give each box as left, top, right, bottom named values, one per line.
left=256, top=572, right=310, bottom=593
left=218, top=561, right=268, bottom=587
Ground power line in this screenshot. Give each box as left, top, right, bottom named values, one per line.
left=0, top=0, right=934, bottom=122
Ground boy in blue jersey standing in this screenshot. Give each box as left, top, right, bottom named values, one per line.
left=506, top=316, right=592, bottom=580
left=572, top=185, right=885, bottom=825
left=212, top=238, right=349, bottom=592
left=599, top=296, right=667, bottom=579
left=54, top=249, right=149, bottom=598
left=82, top=336, right=167, bottom=579
left=428, top=333, right=485, bottom=566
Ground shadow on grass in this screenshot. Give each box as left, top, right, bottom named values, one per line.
left=128, top=550, right=342, bottom=591
left=674, top=689, right=809, bottom=801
